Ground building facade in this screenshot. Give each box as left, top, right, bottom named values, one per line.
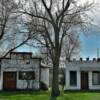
left=65, top=59, right=100, bottom=90
left=0, top=52, right=49, bottom=90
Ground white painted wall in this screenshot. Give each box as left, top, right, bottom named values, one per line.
left=65, top=61, right=100, bottom=90
left=64, top=70, right=80, bottom=90
left=0, top=58, right=40, bottom=90
left=16, top=70, right=40, bottom=90
left=89, top=72, right=100, bottom=90
left=41, top=68, right=49, bottom=87
left=0, top=70, right=3, bottom=90
left=17, top=80, right=39, bottom=90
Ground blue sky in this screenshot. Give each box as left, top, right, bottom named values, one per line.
left=17, top=0, right=100, bottom=59
left=80, top=32, right=100, bottom=59
left=17, top=24, right=100, bottom=59
left=17, top=44, right=39, bottom=53
left=73, top=0, right=100, bottom=59
left=17, top=32, right=100, bottom=59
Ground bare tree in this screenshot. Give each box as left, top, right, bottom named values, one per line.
left=0, top=0, right=17, bottom=39
left=62, top=31, right=80, bottom=61
left=0, top=0, right=22, bottom=57
left=18, top=0, right=95, bottom=98
left=0, top=0, right=36, bottom=58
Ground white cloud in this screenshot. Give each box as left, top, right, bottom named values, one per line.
left=83, top=0, right=100, bottom=25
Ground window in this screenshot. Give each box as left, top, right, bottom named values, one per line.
left=92, top=71, right=100, bottom=85
left=70, top=71, right=77, bottom=86
left=19, top=71, right=35, bottom=80
left=26, top=60, right=30, bottom=64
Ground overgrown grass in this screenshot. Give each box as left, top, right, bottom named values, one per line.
left=0, top=91, right=100, bottom=100
left=0, top=91, right=50, bottom=100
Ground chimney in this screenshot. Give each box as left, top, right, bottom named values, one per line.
left=80, top=58, right=83, bottom=61
left=86, top=57, right=89, bottom=61
left=97, top=48, right=99, bottom=59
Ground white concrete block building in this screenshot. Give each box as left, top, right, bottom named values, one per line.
left=0, top=52, right=49, bottom=90
left=65, top=59, right=100, bottom=90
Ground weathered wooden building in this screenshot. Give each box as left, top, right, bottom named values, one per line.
left=0, top=52, right=49, bottom=90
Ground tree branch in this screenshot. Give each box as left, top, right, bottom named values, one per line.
left=18, top=10, right=52, bottom=24
left=43, top=21, right=55, bottom=49
left=0, top=37, right=30, bottom=58
left=41, top=0, right=55, bottom=24
left=58, top=0, right=71, bottom=29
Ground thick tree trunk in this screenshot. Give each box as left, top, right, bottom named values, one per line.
left=51, top=27, right=60, bottom=99
left=51, top=57, right=60, bottom=98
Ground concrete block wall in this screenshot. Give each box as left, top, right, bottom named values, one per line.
left=65, top=61, right=100, bottom=90
left=65, top=70, right=100, bottom=90
left=64, top=70, right=80, bottom=90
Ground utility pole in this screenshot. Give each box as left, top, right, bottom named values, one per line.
left=97, top=48, right=99, bottom=59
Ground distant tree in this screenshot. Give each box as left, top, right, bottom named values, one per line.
left=59, top=32, right=80, bottom=91
left=0, top=0, right=35, bottom=58
left=18, top=0, right=95, bottom=99
left=62, top=32, right=80, bottom=61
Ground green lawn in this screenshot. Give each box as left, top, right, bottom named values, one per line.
left=0, top=91, right=100, bottom=100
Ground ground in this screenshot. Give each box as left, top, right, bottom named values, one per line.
left=0, top=91, right=100, bottom=100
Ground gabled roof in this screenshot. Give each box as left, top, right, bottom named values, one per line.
left=10, top=52, right=32, bottom=55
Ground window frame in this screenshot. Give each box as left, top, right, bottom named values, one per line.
left=19, top=71, right=35, bottom=80
left=92, top=71, right=100, bottom=85
left=70, top=71, right=77, bottom=86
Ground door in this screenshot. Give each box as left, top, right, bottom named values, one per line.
left=3, top=72, right=16, bottom=90
left=81, top=72, right=88, bottom=90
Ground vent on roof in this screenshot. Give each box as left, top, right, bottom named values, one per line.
left=93, top=58, right=96, bottom=61
left=80, top=58, right=83, bottom=61
left=86, top=57, right=89, bottom=61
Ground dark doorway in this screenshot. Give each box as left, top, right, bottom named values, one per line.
left=3, top=72, right=16, bottom=90
left=81, top=71, right=89, bottom=90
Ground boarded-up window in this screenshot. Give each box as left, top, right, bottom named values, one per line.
left=70, top=71, right=77, bottom=86
left=19, top=71, right=35, bottom=80
left=92, top=71, right=100, bottom=85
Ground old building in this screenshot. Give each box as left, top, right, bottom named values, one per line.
left=65, top=58, right=100, bottom=90
left=0, top=52, right=49, bottom=90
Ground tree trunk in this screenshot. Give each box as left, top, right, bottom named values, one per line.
left=51, top=27, right=60, bottom=99
left=51, top=57, right=60, bottom=98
